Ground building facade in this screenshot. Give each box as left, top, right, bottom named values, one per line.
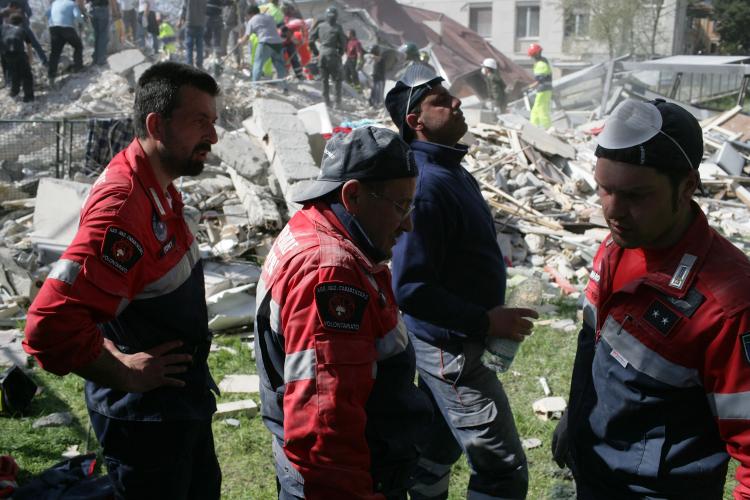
left=397, top=0, right=691, bottom=67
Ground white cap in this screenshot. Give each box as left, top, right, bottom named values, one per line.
left=482, top=58, right=497, bottom=70
left=596, top=99, right=662, bottom=150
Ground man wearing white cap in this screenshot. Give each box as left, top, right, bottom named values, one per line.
left=552, top=98, right=750, bottom=499
left=480, top=58, right=507, bottom=113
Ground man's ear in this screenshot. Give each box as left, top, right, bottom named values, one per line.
left=340, top=179, right=364, bottom=215
left=680, top=170, right=700, bottom=203
left=404, top=112, right=421, bottom=133
left=145, top=112, right=164, bottom=141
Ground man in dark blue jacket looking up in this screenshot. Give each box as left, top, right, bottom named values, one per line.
left=385, top=68, right=538, bottom=500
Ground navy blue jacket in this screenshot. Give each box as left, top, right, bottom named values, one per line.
left=392, top=140, right=506, bottom=346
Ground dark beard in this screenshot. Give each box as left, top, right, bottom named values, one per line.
left=159, top=144, right=210, bottom=178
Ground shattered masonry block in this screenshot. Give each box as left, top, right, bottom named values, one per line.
left=256, top=114, right=306, bottom=136
left=252, top=98, right=297, bottom=116
left=213, top=131, right=268, bottom=182
left=214, top=399, right=259, bottom=418
left=132, top=62, right=152, bottom=84
left=107, top=49, right=147, bottom=75
left=266, top=129, right=310, bottom=150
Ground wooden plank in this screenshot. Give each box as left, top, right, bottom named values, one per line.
left=700, top=105, right=742, bottom=131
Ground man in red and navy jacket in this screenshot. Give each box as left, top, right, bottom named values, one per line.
left=254, top=126, right=433, bottom=499
left=23, top=62, right=222, bottom=499
left=552, top=99, right=750, bottom=499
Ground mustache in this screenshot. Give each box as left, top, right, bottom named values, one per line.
left=193, top=143, right=212, bottom=153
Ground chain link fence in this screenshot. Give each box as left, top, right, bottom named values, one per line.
left=0, top=118, right=134, bottom=200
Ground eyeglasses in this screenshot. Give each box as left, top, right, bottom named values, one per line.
left=368, top=191, right=415, bottom=221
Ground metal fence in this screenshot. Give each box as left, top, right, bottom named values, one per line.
left=0, top=118, right=133, bottom=187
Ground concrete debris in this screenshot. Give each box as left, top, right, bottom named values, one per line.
left=532, top=396, right=567, bottom=421
left=214, top=399, right=259, bottom=419
left=207, top=284, right=256, bottom=331
left=61, top=444, right=81, bottom=458
left=0, top=330, right=27, bottom=367
left=32, top=411, right=74, bottom=429
left=0, top=46, right=748, bottom=376
left=224, top=418, right=241, bottom=427
left=217, top=374, right=260, bottom=394
left=521, top=438, right=543, bottom=450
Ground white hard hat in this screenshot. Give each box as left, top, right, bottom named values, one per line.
left=482, top=58, right=497, bottom=70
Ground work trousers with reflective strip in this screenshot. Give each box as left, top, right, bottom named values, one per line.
left=409, top=333, right=528, bottom=500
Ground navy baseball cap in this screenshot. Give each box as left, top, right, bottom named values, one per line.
left=385, top=64, right=443, bottom=143
left=595, top=98, right=703, bottom=171
left=290, top=126, right=417, bottom=204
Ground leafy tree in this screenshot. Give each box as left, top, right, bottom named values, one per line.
left=713, top=0, right=750, bottom=53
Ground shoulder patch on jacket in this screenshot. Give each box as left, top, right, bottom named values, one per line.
left=101, top=226, right=144, bottom=273
left=315, top=282, right=369, bottom=332
left=742, top=333, right=750, bottom=365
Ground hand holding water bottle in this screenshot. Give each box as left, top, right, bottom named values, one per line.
left=482, top=279, right=541, bottom=372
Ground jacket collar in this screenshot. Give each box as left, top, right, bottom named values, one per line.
left=410, top=140, right=468, bottom=168
left=608, top=202, right=713, bottom=299
left=303, top=202, right=385, bottom=273
left=125, top=139, right=183, bottom=220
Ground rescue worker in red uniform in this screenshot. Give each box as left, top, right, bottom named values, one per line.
left=254, top=126, right=433, bottom=499
left=23, top=62, right=222, bottom=499
left=552, top=98, right=750, bottom=499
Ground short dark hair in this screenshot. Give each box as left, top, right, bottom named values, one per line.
left=247, top=4, right=260, bottom=16
left=348, top=29, right=356, bottom=37
left=8, top=12, right=23, bottom=24
left=133, top=62, right=219, bottom=139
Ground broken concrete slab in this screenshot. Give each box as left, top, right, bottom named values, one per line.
left=297, top=102, right=333, bottom=135
left=32, top=411, right=74, bottom=429
left=532, top=396, right=567, bottom=421
left=227, top=167, right=282, bottom=230
left=107, top=49, right=147, bottom=75
left=520, top=123, right=576, bottom=159
left=206, top=283, right=256, bottom=331
left=212, top=130, right=269, bottom=183
left=214, top=399, right=259, bottom=418
left=712, top=142, right=746, bottom=176
left=218, top=374, right=260, bottom=393
left=132, top=62, right=151, bottom=84
left=0, top=330, right=27, bottom=367
left=30, top=178, right=91, bottom=265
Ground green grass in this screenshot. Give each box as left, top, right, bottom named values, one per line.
left=0, top=308, right=739, bottom=499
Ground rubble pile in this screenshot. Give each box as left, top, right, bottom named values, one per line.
left=1, top=47, right=749, bottom=375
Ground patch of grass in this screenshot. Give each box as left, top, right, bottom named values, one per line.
left=1, top=326, right=739, bottom=499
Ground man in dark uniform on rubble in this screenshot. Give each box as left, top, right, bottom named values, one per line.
left=309, top=4, right=345, bottom=108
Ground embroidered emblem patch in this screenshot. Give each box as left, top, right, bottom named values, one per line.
left=742, top=333, right=750, bottom=365
left=315, top=282, right=369, bottom=331
left=102, top=226, right=144, bottom=273
left=643, top=300, right=680, bottom=336
left=152, top=211, right=168, bottom=242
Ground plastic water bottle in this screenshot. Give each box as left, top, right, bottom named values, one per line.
left=482, top=278, right=543, bottom=373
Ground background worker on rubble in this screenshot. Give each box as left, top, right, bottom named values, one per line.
left=23, top=62, right=222, bottom=498
left=527, top=42, right=552, bottom=128
left=309, top=5, right=345, bottom=108
left=343, top=28, right=363, bottom=90
left=254, top=126, right=433, bottom=499
left=240, top=4, right=287, bottom=92
left=551, top=98, right=750, bottom=499
left=481, top=57, right=507, bottom=113
left=385, top=66, right=537, bottom=500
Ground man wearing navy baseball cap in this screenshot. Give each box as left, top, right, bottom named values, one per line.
left=254, top=126, right=432, bottom=499
left=553, top=98, right=750, bottom=499
left=385, top=65, right=537, bottom=499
